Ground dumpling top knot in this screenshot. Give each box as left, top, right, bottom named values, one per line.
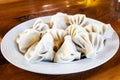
left=32, top=18, right=49, bottom=32
left=68, top=14, right=89, bottom=27
left=50, top=12, right=69, bottom=30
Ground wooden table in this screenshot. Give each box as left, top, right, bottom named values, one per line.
left=0, top=0, right=120, bottom=80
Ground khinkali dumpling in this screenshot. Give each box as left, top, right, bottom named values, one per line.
left=74, top=32, right=95, bottom=58
left=54, top=35, right=81, bottom=63
left=16, top=29, right=40, bottom=54
left=66, top=24, right=105, bottom=59
left=24, top=32, right=55, bottom=63
left=47, top=29, right=67, bottom=51
left=76, top=32, right=104, bottom=52
left=68, top=14, right=88, bottom=27
left=50, top=12, right=68, bottom=30
left=84, top=24, right=114, bottom=39
left=33, top=18, right=49, bottom=32
left=74, top=32, right=104, bottom=59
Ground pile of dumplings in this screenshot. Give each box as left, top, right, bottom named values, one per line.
left=16, top=12, right=114, bottom=63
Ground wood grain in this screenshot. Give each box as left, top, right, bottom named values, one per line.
left=0, top=0, right=120, bottom=80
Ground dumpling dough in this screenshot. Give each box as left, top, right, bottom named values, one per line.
left=24, top=32, right=55, bottom=63
left=54, top=35, right=81, bottom=63
left=68, top=14, right=88, bottom=27
left=33, top=17, right=44, bottom=28
left=47, top=29, right=67, bottom=51
left=16, top=29, right=40, bottom=54
left=89, top=32, right=104, bottom=52
left=32, top=18, right=49, bottom=32
left=50, top=12, right=68, bottom=30
left=24, top=42, right=38, bottom=61
left=66, top=24, right=87, bottom=38
left=84, top=24, right=114, bottom=39
left=33, top=23, right=49, bottom=32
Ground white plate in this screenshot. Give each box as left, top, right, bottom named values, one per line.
left=1, top=16, right=119, bottom=75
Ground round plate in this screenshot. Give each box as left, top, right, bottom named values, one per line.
left=1, top=16, right=119, bottom=75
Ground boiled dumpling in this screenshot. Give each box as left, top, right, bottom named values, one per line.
left=67, top=24, right=104, bottom=59
left=76, top=32, right=104, bottom=53
left=84, top=24, right=114, bottom=39
left=47, top=29, right=67, bottom=51
left=74, top=32, right=104, bottom=59
left=73, top=31, right=96, bottom=59
left=54, top=35, right=81, bottom=63
left=24, top=32, right=55, bottom=63
left=50, top=12, right=68, bottom=30
left=68, top=14, right=88, bottom=27
left=66, top=24, right=96, bottom=58
left=16, top=29, right=40, bottom=54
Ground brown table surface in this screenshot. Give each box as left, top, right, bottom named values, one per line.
left=0, top=0, right=120, bottom=80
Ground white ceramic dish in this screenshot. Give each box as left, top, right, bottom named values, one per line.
left=1, top=16, right=119, bottom=75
